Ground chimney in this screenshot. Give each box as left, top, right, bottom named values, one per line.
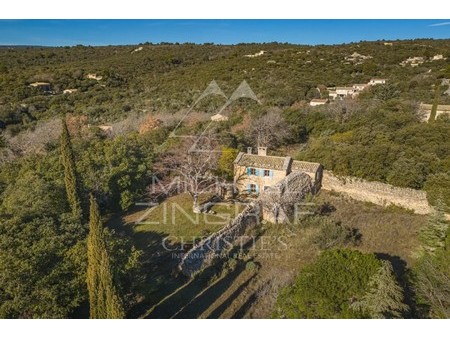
left=258, top=147, right=267, bottom=156
left=247, top=147, right=253, bottom=154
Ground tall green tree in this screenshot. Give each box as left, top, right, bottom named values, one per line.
left=87, top=194, right=125, bottom=319
left=351, top=260, right=409, bottom=318
left=61, top=118, right=82, bottom=220
left=429, top=81, right=441, bottom=122
left=414, top=203, right=450, bottom=318
left=414, top=250, right=450, bottom=318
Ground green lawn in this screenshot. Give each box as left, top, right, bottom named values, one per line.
left=133, top=193, right=246, bottom=244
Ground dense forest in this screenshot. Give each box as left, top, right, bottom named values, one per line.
left=0, top=40, right=449, bottom=318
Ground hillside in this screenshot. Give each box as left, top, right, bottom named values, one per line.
left=0, top=39, right=449, bottom=319
left=1, top=39, right=450, bottom=133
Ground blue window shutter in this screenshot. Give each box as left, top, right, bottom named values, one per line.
left=246, top=167, right=250, bottom=176
left=247, top=183, right=250, bottom=193
left=255, top=169, right=259, bottom=176
left=270, top=170, right=273, bottom=178
left=255, top=185, right=259, bottom=194
left=260, top=169, right=264, bottom=177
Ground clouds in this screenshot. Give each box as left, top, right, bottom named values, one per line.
left=429, top=21, right=450, bottom=27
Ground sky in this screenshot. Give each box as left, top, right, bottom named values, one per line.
left=0, top=19, right=449, bottom=46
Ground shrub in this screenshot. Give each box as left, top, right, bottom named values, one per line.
left=311, top=218, right=361, bottom=249
left=273, top=249, right=381, bottom=318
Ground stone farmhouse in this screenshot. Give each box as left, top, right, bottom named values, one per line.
left=233, top=147, right=323, bottom=196
left=326, top=78, right=386, bottom=101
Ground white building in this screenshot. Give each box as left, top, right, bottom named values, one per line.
left=353, top=83, right=369, bottom=92
left=244, top=50, right=266, bottom=58
left=336, top=87, right=356, bottom=98
left=309, top=98, right=329, bottom=106
left=210, top=113, right=229, bottom=122
left=432, top=54, right=444, bottom=61
left=86, top=74, right=103, bottom=81
left=63, top=89, right=78, bottom=94
left=400, top=56, right=425, bottom=67
left=368, top=78, right=386, bottom=86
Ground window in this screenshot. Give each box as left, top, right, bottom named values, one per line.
left=263, top=169, right=270, bottom=177
left=250, top=184, right=257, bottom=193
left=249, top=168, right=257, bottom=175
left=264, top=186, right=270, bottom=192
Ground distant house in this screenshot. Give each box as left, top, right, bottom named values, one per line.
left=63, top=89, right=78, bottom=94
left=432, top=54, right=444, bottom=61
left=335, top=87, right=356, bottom=99
left=131, top=46, right=143, bottom=54
left=233, top=147, right=323, bottom=196
left=29, top=82, right=52, bottom=93
left=400, top=56, right=425, bottom=67
left=353, top=83, right=369, bottom=92
left=210, top=113, right=229, bottom=122
left=328, top=90, right=338, bottom=100
left=368, top=78, right=386, bottom=86
left=383, top=42, right=393, bottom=46
left=419, top=103, right=450, bottom=122
left=327, top=79, right=386, bottom=101
left=345, top=52, right=372, bottom=64
left=86, top=73, right=103, bottom=81
left=244, top=50, right=266, bottom=58
left=309, top=98, right=329, bottom=106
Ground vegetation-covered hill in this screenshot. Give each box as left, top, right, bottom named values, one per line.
left=0, top=39, right=449, bottom=319
left=1, top=39, right=450, bottom=133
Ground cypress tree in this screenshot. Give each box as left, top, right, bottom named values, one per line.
left=420, top=200, right=449, bottom=254
left=351, top=261, right=409, bottom=318
left=429, top=81, right=441, bottom=122
left=87, top=194, right=125, bottom=319
left=60, top=118, right=82, bottom=220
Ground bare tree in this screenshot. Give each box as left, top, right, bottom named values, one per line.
left=251, top=110, right=291, bottom=148
left=260, top=171, right=313, bottom=224
left=5, top=118, right=61, bottom=159
left=153, top=135, right=220, bottom=213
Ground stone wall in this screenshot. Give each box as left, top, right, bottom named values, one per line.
left=178, top=202, right=261, bottom=277
left=321, top=170, right=432, bottom=214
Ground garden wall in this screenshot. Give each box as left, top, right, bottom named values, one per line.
left=178, top=202, right=261, bottom=277
left=321, top=170, right=432, bottom=214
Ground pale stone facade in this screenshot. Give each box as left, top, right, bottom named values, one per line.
left=309, top=98, right=329, bottom=106
left=233, top=147, right=322, bottom=196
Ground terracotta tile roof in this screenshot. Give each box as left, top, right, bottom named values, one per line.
left=235, top=153, right=322, bottom=173
left=235, top=153, right=287, bottom=170
left=292, top=160, right=321, bottom=173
